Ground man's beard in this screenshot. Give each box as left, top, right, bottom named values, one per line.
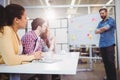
left=101, top=16, right=106, bottom=20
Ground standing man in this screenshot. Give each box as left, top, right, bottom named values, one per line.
left=95, top=8, right=116, bottom=80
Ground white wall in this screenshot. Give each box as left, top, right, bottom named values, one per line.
left=115, top=0, right=120, bottom=69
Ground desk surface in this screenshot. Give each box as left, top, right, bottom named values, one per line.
left=0, top=52, right=79, bottom=75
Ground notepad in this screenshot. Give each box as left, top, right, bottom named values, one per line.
left=39, top=59, right=62, bottom=63
left=32, top=59, right=62, bottom=63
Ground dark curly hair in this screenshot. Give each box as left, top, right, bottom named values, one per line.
left=0, top=5, right=6, bottom=33
left=5, top=4, right=25, bottom=26
left=0, top=4, right=25, bottom=33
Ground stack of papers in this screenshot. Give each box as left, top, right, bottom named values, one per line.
left=32, top=59, right=62, bottom=63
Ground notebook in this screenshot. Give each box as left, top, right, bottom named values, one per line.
left=39, top=58, right=62, bottom=63
left=32, top=58, right=62, bottom=63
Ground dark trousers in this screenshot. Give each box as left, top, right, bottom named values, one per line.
left=100, top=45, right=117, bottom=80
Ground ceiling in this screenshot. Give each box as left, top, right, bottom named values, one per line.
left=9, top=0, right=115, bottom=19
left=10, top=0, right=114, bottom=6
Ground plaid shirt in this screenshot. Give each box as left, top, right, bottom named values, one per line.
left=21, top=31, right=43, bottom=54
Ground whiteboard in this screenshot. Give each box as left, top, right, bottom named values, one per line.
left=68, top=13, right=101, bottom=46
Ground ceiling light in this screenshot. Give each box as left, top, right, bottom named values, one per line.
left=45, top=0, right=50, bottom=6
left=68, top=15, right=72, bottom=18
left=45, top=9, right=56, bottom=20
left=70, top=0, right=76, bottom=8
left=106, top=0, right=113, bottom=5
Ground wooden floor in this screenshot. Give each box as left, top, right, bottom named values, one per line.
left=61, top=60, right=120, bottom=80
left=61, top=60, right=106, bottom=80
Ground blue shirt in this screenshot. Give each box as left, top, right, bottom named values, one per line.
left=97, top=17, right=116, bottom=48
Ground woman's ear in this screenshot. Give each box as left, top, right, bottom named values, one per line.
left=14, top=17, right=19, bottom=23
left=38, top=25, right=42, bottom=29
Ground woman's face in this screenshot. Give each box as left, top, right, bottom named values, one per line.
left=17, top=11, right=28, bottom=29
left=41, top=22, right=48, bottom=33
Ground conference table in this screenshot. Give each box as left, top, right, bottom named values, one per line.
left=0, top=52, right=79, bottom=80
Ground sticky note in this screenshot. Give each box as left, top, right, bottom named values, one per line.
left=92, top=18, right=97, bottom=22
left=71, top=35, right=76, bottom=40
